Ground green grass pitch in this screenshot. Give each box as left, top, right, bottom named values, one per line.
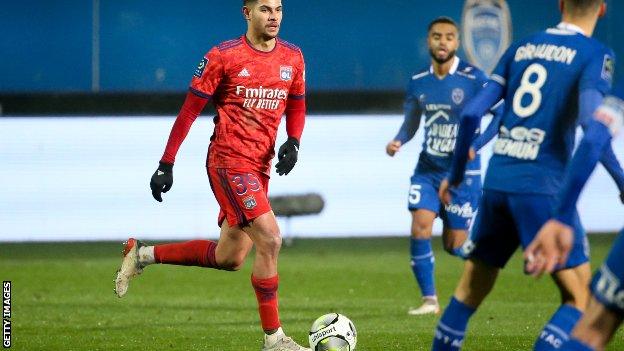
left=1, top=235, right=623, bottom=350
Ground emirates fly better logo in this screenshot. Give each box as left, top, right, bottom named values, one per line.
left=236, top=86, right=288, bottom=110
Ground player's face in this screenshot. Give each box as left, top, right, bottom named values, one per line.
left=428, top=23, right=459, bottom=64
left=244, top=0, right=283, bottom=40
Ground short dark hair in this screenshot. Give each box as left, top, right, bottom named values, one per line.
left=243, top=0, right=257, bottom=6
left=564, top=0, right=603, bottom=13
left=428, top=16, right=459, bottom=32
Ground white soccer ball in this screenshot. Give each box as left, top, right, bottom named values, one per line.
left=308, top=313, right=357, bottom=351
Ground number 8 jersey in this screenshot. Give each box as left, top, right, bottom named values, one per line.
left=484, top=22, right=614, bottom=195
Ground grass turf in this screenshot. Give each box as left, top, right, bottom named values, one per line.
left=1, top=235, right=623, bottom=350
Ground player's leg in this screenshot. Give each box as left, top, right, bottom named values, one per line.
left=529, top=264, right=592, bottom=350
left=564, top=229, right=624, bottom=350
left=564, top=298, right=622, bottom=350
left=441, top=228, right=467, bottom=256
left=214, top=219, right=254, bottom=271
left=511, top=194, right=591, bottom=351
left=244, top=211, right=309, bottom=350
left=114, top=215, right=252, bottom=298
left=440, top=174, right=481, bottom=257
left=432, top=190, right=518, bottom=351
left=439, top=177, right=477, bottom=257
left=130, top=167, right=256, bottom=270
left=243, top=211, right=282, bottom=330
left=211, top=168, right=307, bottom=350
left=407, top=173, right=442, bottom=315
left=431, top=258, right=499, bottom=351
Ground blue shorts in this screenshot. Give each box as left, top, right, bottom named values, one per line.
left=466, top=189, right=589, bottom=269
left=590, top=228, right=624, bottom=315
left=407, top=171, right=481, bottom=231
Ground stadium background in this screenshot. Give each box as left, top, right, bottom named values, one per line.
left=1, top=0, right=623, bottom=241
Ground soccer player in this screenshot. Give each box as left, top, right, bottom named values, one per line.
left=114, top=1, right=310, bottom=350
left=385, top=17, right=501, bottom=316
left=524, top=85, right=623, bottom=351
left=433, top=1, right=624, bottom=350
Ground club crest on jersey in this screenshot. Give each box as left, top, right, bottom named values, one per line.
left=462, top=0, right=513, bottom=74
left=194, top=57, right=208, bottom=78
left=280, top=66, right=293, bottom=81
left=602, top=55, right=614, bottom=82
left=452, top=88, right=465, bottom=104
left=242, top=195, right=257, bottom=210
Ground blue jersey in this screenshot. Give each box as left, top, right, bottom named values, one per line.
left=398, top=58, right=494, bottom=174
left=484, top=22, right=614, bottom=194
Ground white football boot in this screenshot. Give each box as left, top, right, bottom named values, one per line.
left=262, top=328, right=311, bottom=351
left=407, top=297, right=440, bottom=316
left=114, top=238, right=146, bottom=298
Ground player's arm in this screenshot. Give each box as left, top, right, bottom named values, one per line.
left=439, top=81, right=504, bottom=204
left=579, top=89, right=624, bottom=203
left=444, top=43, right=515, bottom=192
left=150, top=48, right=224, bottom=202
left=526, top=88, right=624, bottom=275
left=275, top=51, right=306, bottom=176
left=471, top=100, right=504, bottom=154
left=448, top=81, right=504, bottom=185
left=387, top=84, right=423, bottom=157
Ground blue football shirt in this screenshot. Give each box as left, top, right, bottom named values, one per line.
left=484, top=22, right=614, bottom=194
left=403, top=57, right=492, bottom=174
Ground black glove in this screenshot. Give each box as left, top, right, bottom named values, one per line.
left=275, top=137, right=299, bottom=176
left=150, top=162, right=173, bottom=202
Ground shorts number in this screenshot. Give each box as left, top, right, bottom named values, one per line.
left=512, top=63, right=548, bottom=118
left=408, top=184, right=422, bottom=205
left=231, top=173, right=261, bottom=196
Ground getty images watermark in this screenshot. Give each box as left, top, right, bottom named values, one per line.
left=3, top=281, right=10, bottom=348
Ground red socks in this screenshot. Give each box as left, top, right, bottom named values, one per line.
left=154, top=240, right=218, bottom=268
left=251, top=275, right=281, bottom=331
left=154, top=242, right=280, bottom=330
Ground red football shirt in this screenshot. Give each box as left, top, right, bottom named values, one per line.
left=189, top=35, right=306, bottom=175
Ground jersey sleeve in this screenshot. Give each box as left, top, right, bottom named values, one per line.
left=579, top=47, right=615, bottom=95
left=490, top=43, right=517, bottom=88
left=289, top=50, right=306, bottom=98
left=189, top=47, right=225, bottom=98
left=394, top=79, right=423, bottom=144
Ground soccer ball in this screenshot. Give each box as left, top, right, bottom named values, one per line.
left=308, top=313, right=357, bottom=351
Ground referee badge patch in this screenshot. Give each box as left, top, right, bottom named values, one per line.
left=194, top=57, right=208, bottom=78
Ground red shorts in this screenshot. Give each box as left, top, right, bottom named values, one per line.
left=207, top=167, right=271, bottom=227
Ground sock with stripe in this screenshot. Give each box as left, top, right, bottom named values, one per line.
left=410, top=238, right=436, bottom=298
left=431, top=297, right=476, bottom=351
left=153, top=240, right=219, bottom=268
left=534, top=304, right=582, bottom=350
left=252, top=275, right=281, bottom=331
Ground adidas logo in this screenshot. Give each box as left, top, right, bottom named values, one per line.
left=238, top=68, right=250, bottom=77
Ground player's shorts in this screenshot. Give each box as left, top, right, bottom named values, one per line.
left=590, top=228, right=624, bottom=315
left=407, top=171, right=481, bottom=230
left=467, top=189, right=589, bottom=270
left=207, top=167, right=271, bottom=227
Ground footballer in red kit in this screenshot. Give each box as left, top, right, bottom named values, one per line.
left=114, top=1, right=310, bottom=350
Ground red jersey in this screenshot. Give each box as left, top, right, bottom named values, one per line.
left=190, top=35, right=306, bottom=175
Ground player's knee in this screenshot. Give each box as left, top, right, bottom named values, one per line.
left=411, top=222, right=432, bottom=239
left=255, top=232, right=282, bottom=255
left=442, top=231, right=466, bottom=255
left=219, top=255, right=247, bottom=271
